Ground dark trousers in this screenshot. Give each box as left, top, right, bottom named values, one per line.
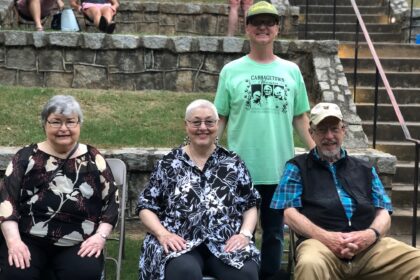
left=255, top=184, right=284, bottom=280
left=0, top=233, right=103, bottom=280
left=165, top=243, right=259, bottom=280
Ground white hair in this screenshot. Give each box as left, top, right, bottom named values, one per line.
left=185, top=99, right=219, bottom=120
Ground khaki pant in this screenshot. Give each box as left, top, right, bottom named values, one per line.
left=294, top=237, right=420, bottom=280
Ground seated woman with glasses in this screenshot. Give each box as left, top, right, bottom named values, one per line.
left=70, top=0, right=119, bottom=34
left=0, top=95, right=119, bottom=279
left=137, top=99, right=260, bottom=280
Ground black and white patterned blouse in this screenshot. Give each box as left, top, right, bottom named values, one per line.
left=136, top=145, right=261, bottom=280
left=0, top=144, right=119, bottom=246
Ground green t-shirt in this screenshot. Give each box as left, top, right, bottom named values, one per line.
left=214, top=55, right=310, bottom=184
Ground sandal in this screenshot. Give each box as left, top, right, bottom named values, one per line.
left=36, top=26, right=44, bottom=32
left=98, top=16, right=108, bottom=33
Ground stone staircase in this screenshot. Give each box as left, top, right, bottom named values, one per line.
left=290, top=0, right=402, bottom=42
left=291, top=0, right=420, bottom=243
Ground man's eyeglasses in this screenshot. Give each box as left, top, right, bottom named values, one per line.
left=47, top=120, right=80, bottom=128
left=186, top=120, right=217, bottom=128
left=249, top=18, right=278, bottom=27
left=312, top=125, right=344, bottom=135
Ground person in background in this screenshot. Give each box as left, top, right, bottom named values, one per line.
left=271, top=102, right=420, bottom=279
left=0, top=95, right=119, bottom=279
left=70, top=0, right=119, bottom=34
left=137, top=99, right=260, bottom=280
left=215, top=1, right=315, bottom=279
left=15, top=0, right=64, bottom=31
left=227, top=0, right=253, bottom=36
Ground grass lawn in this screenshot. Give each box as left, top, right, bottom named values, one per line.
left=0, top=85, right=306, bottom=148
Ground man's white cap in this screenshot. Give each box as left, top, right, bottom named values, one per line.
left=310, top=103, right=343, bottom=125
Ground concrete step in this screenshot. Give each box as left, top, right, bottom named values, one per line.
left=294, top=5, right=387, bottom=15
left=346, top=72, right=420, bottom=88
left=362, top=121, right=420, bottom=142
left=352, top=87, right=420, bottom=104
left=392, top=183, right=420, bottom=208
left=389, top=207, right=420, bottom=236
left=374, top=141, right=417, bottom=162
left=339, top=43, right=420, bottom=58
left=299, top=23, right=400, bottom=33
left=299, top=32, right=401, bottom=42
left=341, top=57, right=420, bottom=72
left=301, top=14, right=388, bottom=24
left=357, top=103, right=420, bottom=122
left=291, top=0, right=386, bottom=6
left=395, top=161, right=419, bottom=184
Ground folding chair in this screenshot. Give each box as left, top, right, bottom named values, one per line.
left=104, top=158, right=127, bottom=280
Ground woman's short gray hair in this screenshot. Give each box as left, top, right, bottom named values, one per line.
left=185, top=99, right=218, bottom=120
left=41, top=95, right=83, bottom=127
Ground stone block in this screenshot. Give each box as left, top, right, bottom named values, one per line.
left=6, top=47, right=36, bottom=71
left=111, top=35, right=139, bottom=49
left=160, top=14, right=176, bottom=26
left=174, top=70, right=194, bottom=91
left=48, top=32, right=80, bottom=47
left=39, top=49, right=64, bottom=72
left=18, top=70, right=43, bottom=87
left=198, top=37, right=219, bottom=52
left=140, top=22, right=159, bottom=34
left=45, top=72, right=73, bottom=88
left=114, top=50, right=144, bottom=72
left=154, top=51, right=178, bottom=70
left=202, top=53, right=225, bottom=73
left=172, top=37, right=192, bottom=53
left=82, top=33, right=106, bottom=49
left=73, top=65, right=108, bottom=89
left=179, top=53, right=203, bottom=69
left=159, top=25, right=175, bottom=36
left=176, top=15, right=194, bottom=32
left=135, top=72, right=164, bottom=90
left=144, top=12, right=159, bottom=23
left=4, top=31, right=28, bottom=46
left=65, top=49, right=95, bottom=65
left=109, top=73, right=136, bottom=90
left=0, top=67, right=16, bottom=85
left=195, top=72, right=219, bottom=92
left=142, top=36, right=168, bottom=49
left=223, top=37, right=245, bottom=53
left=194, top=15, right=217, bottom=36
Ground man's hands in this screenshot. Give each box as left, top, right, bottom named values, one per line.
left=320, top=229, right=377, bottom=259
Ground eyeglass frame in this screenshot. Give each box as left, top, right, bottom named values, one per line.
left=46, top=119, right=80, bottom=128
left=310, top=124, right=345, bottom=135
left=186, top=119, right=218, bottom=128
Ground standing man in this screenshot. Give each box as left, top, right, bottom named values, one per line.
left=214, top=2, right=315, bottom=279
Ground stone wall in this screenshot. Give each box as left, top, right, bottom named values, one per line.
left=0, top=1, right=299, bottom=38
left=0, top=147, right=396, bottom=217
left=0, top=32, right=366, bottom=147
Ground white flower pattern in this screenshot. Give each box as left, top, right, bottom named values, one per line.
left=136, top=146, right=261, bottom=280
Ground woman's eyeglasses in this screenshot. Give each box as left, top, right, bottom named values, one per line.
left=47, top=120, right=79, bottom=128
left=186, top=120, right=217, bottom=128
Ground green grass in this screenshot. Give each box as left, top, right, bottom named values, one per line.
left=0, top=85, right=306, bottom=148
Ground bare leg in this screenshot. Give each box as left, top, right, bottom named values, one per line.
left=27, top=0, right=43, bottom=30
left=100, top=6, right=115, bottom=23
left=227, top=0, right=240, bottom=36
left=242, top=1, right=253, bottom=34
left=83, top=7, right=101, bottom=28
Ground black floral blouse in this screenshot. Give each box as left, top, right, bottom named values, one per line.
left=136, top=145, right=261, bottom=280
left=0, top=144, right=119, bottom=246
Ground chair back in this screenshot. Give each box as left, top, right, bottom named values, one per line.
left=105, top=158, right=127, bottom=280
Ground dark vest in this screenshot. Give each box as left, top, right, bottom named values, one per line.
left=290, top=151, right=376, bottom=243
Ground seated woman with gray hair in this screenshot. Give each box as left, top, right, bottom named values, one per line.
left=137, top=99, right=260, bottom=280
left=0, top=95, right=119, bottom=279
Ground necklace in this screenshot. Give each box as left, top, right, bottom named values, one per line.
left=187, top=145, right=210, bottom=170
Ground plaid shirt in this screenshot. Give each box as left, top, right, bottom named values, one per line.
left=270, top=148, right=393, bottom=219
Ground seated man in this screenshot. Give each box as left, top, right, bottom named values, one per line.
left=271, top=102, right=420, bottom=279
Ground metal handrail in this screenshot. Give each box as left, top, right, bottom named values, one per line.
left=349, top=0, right=419, bottom=247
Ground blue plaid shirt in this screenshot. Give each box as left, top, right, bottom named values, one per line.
left=270, top=148, right=393, bottom=219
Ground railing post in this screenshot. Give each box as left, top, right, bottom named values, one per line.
left=409, top=0, right=414, bottom=43
left=304, top=0, right=309, bottom=39
left=353, top=19, right=360, bottom=102
left=333, top=0, right=337, bottom=40
left=412, top=143, right=419, bottom=247
left=373, top=67, right=380, bottom=149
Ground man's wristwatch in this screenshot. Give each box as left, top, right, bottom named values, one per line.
left=240, top=229, right=253, bottom=241
left=368, top=227, right=380, bottom=242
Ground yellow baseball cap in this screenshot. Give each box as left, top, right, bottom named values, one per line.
left=246, top=1, right=280, bottom=22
